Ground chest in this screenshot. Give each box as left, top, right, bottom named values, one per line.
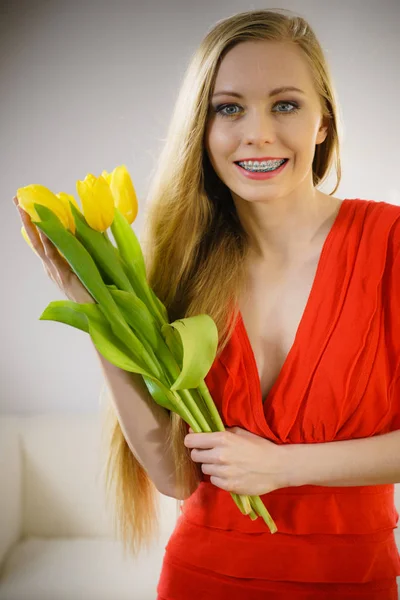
left=239, top=254, right=321, bottom=404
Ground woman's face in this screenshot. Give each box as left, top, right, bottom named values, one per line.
left=204, top=40, right=328, bottom=205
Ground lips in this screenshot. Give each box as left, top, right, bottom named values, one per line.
left=235, top=157, right=288, bottom=163
left=234, top=158, right=289, bottom=179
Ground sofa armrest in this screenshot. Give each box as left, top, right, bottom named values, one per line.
left=0, top=417, right=22, bottom=568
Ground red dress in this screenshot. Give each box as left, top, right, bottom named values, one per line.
left=157, top=198, right=400, bottom=599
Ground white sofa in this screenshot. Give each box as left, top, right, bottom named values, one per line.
left=0, top=414, right=399, bottom=600
left=0, top=413, right=181, bottom=600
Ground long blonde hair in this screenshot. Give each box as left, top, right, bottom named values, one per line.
left=102, top=8, right=342, bottom=557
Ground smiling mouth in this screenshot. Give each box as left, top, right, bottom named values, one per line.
left=235, top=159, right=288, bottom=173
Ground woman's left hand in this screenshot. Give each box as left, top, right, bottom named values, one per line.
left=184, top=426, right=292, bottom=496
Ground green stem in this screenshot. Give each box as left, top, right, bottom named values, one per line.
left=197, top=380, right=226, bottom=431
left=187, top=387, right=215, bottom=430
left=167, top=389, right=202, bottom=431
left=231, top=493, right=252, bottom=515
left=249, top=496, right=277, bottom=534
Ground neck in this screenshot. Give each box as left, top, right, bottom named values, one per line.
left=235, top=190, right=341, bottom=265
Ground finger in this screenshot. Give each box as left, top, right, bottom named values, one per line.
left=38, top=229, right=60, bottom=261
left=16, top=204, right=46, bottom=259
left=190, top=448, right=222, bottom=464
left=37, top=230, right=75, bottom=283
left=184, top=431, right=226, bottom=449
left=16, top=203, right=65, bottom=275
left=201, top=462, right=230, bottom=476
left=209, top=475, right=232, bottom=491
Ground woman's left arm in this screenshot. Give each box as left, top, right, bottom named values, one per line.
left=289, top=429, right=400, bottom=487
left=184, top=427, right=400, bottom=496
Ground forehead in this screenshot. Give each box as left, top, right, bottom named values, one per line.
left=213, top=40, right=314, bottom=96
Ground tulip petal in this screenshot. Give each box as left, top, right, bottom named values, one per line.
left=101, top=170, right=112, bottom=186
left=107, top=165, right=138, bottom=225
left=77, top=174, right=114, bottom=232
left=17, top=184, right=70, bottom=229
left=57, top=192, right=82, bottom=235
left=93, top=176, right=115, bottom=230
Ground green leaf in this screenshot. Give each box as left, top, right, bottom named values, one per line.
left=141, top=375, right=204, bottom=424
left=162, top=323, right=183, bottom=366
left=39, top=299, right=177, bottom=412
left=147, top=283, right=170, bottom=323
left=110, top=208, right=147, bottom=280
left=39, top=300, right=104, bottom=333
left=108, top=288, right=159, bottom=348
left=141, top=375, right=180, bottom=412
left=39, top=300, right=149, bottom=373
left=110, top=208, right=169, bottom=324
left=68, top=202, right=134, bottom=293
left=32, top=204, right=162, bottom=378
left=162, top=314, right=218, bottom=390
left=120, top=259, right=169, bottom=324
left=87, top=315, right=155, bottom=376
left=32, top=204, right=122, bottom=312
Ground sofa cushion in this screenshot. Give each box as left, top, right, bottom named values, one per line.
left=0, top=537, right=168, bottom=600
left=0, top=417, right=21, bottom=566
left=18, top=413, right=181, bottom=539
left=20, top=414, right=117, bottom=538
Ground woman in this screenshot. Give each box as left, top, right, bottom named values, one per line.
left=14, top=8, right=400, bottom=599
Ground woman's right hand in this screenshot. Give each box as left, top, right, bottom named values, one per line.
left=13, top=195, right=95, bottom=304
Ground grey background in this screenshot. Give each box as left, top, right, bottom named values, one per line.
left=2, top=0, right=399, bottom=414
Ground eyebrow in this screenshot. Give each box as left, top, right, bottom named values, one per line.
left=211, top=86, right=305, bottom=99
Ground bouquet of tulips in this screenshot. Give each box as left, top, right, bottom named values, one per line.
left=16, top=165, right=277, bottom=534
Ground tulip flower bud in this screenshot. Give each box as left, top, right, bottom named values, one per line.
left=17, top=185, right=71, bottom=231
left=102, top=165, right=138, bottom=224
left=76, top=174, right=115, bottom=232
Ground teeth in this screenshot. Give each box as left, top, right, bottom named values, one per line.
left=238, top=158, right=286, bottom=172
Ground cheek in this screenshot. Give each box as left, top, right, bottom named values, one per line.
left=207, top=124, right=238, bottom=154
left=288, top=119, right=320, bottom=144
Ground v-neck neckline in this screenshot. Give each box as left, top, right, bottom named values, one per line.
left=237, top=198, right=350, bottom=414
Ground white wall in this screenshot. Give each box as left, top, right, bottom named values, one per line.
left=2, top=0, right=399, bottom=414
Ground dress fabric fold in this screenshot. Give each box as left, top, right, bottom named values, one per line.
left=157, top=198, right=400, bottom=599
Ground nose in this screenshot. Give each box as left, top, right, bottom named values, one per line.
left=242, top=110, right=276, bottom=145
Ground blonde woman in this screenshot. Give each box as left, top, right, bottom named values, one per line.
left=14, top=8, right=400, bottom=599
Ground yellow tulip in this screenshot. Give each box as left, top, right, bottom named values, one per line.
left=101, top=165, right=138, bottom=224
left=76, top=174, right=115, bottom=232
left=17, top=185, right=71, bottom=231
left=56, top=192, right=82, bottom=235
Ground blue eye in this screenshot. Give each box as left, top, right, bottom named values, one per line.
left=213, top=101, right=300, bottom=117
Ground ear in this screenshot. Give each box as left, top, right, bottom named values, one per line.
left=315, top=116, right=329, bottom=145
